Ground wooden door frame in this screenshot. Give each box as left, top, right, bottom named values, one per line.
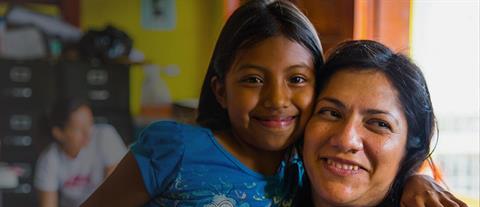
left=354, top=0, right=411, bottom=54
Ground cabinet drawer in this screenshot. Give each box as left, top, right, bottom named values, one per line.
left=0, top=59, right=55, bottom=107
left=57, top=61, right=130, bottom=110
left=93, top=110, right=133, bottom=144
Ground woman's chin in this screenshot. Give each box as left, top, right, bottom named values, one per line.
left=313, top=184, right=362, bottom=207
left=313, top=184, right=386, bottom=207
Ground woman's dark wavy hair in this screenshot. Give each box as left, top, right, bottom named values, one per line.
left=196, top=0, right=324, bottom=130
left=300, top=40, right=437, bottom=206
left=49, top=97, right=90, bottom=129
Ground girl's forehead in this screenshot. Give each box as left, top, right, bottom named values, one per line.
left=233, top=36, right=313, bottom=65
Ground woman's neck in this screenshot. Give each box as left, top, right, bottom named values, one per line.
left=61, top=145, right=81, bottom=159
left=213, top=130, right=286, bottom=176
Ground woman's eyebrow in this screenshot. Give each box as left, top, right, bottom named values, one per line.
left=317, top=97, right=345, bottom=110
left=366, top=109, right=400, bottom=126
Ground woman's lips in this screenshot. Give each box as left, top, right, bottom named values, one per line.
left=253, top=116, right=296, bottom=128
left=322, top=157, right=365, bottom=176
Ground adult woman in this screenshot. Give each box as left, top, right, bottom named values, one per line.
left=301, top=40, right=466, bottom=206
left=35, top=97, right=127, bottom=207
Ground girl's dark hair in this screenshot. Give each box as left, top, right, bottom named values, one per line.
left=196, top=0, right=324, bottom=130
left=49, top=97, right=90, bottom=129
left=301, top=40, right=437, bottom=206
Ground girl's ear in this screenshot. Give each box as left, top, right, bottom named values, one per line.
left=52, top=126, right=65, bottom=143
left=211, top=76, right=227, bottom=109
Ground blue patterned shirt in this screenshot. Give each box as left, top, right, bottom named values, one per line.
left=132, top=121, right=303, bottom=207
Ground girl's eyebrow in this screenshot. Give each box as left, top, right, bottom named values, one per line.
left=236, top=63, right=268, bottom=72
left=236, top=63, right=313, bottom=72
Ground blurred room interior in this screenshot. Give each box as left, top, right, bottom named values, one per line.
left=0, top=0, right=478, bottom=206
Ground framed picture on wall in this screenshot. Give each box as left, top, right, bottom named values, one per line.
left=141, top=0, right=176, bottom=30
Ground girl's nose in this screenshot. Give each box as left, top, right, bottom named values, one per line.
left=262, top=81, right=290, bottom=110
left=330, top=119, right=364, bottom=153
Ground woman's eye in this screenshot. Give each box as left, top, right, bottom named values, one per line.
left=241, top=76, right=263, bottom=84
left=289, top=76, right=306, bottom=84
left=318, top=108, right=341, bottom=120
left=367, top=119, right=392, bottom=131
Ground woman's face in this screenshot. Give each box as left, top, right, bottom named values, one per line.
left=303, top=69, right=408, bottom=207
left=55, top=105, right=94, bottom=156
left=213, top=35, right=315, bottom=151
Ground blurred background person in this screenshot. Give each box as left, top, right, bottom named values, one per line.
left=34, top=97, right=127, bottom=207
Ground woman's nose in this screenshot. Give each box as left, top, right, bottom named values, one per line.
left=82, top=127, right=93, bottom=140
left=330, top=119, right=364, bottom=153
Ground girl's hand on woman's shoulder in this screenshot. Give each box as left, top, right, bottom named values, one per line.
left=401, top=174, right=468, bottom=207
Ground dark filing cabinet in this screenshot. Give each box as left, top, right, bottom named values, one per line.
left=56, top=60, right=133, bottom=144
left=0, top=59, right=133, bottom=207
left=0, top=59, right=56, bottom=207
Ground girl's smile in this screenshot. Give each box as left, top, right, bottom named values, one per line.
left=252, top=115, right=297, bottom=129
left=213, top=35, right=315, bottom=153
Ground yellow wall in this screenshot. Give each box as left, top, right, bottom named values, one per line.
left=81, top=0, right=224, bottom=115
left=0, top=3, right=59, bottom=16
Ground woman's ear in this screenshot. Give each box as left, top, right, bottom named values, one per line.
left=211, top=76, right=227, bottom=109
left=52, top=126, right=65, bottom=143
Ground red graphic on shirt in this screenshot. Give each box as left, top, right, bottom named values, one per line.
left=63, top=175, right=91, bottom=188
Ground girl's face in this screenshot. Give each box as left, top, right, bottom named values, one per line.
left=214, top=35, right=315, bottom=152
left=303, top=70, right=408, bottom=207
left=54, top=105, right=94, bottom=157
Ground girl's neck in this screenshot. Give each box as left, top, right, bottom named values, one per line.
left=214, top=130, right=286, bottom=176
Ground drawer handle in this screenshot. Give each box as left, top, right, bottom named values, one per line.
left=9, top=66, right=32, bottom=83
left=10, top=115, right=32, bottom=131
left=87, top=70, right=108, bottom=85
left=3, top=135, right=32, bottom=146
left=10, top=87, right=32, bottom=98
left=88, top=90, right=110, bottom=100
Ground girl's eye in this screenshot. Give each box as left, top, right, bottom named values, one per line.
left=289, top=76, right=307, bottom=84
left=318, top=108, right=342, bottom=120
left=241, top=76, right=263, bottom=84
left=366, top=119, right=393, bottom=132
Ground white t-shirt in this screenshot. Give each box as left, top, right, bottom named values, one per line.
left=34, top=124, right=128, bottom=207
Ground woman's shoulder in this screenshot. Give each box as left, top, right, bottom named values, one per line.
left=91, top=123, right=117, bottom=134
left=36, top=142, right=63, bottom=168
left=39, top=142, right=61, bottom=159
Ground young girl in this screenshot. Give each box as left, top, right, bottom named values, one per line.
left=83, top=1, right=320, bottom=206
left=81, top=1, right=459, bottom=206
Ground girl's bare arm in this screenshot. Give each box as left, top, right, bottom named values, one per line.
left=81, top=151, right=150, bottom=207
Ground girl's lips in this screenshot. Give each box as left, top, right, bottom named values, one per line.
left=253, top=116, right=296, bottom=128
